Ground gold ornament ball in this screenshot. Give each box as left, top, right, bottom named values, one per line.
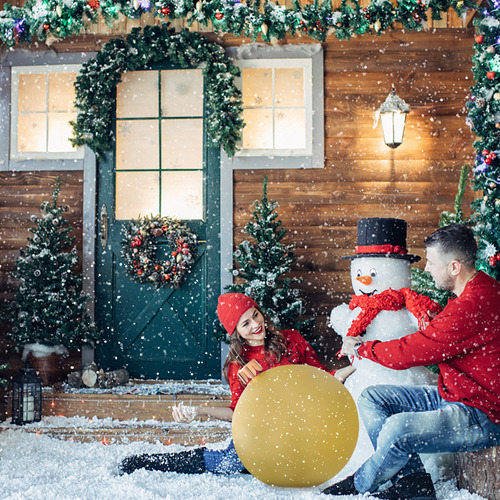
left=232, top=365, right=359, bottom=487
left=495, top=123, right=500, bottom=129
left=488, top=46, right=496, bottom=55
left=494, top=92, right=500, bottom=100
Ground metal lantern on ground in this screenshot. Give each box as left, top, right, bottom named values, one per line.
left=378, top=89, right=410, bottom=149
left=12, top=367, right=42, bottom=425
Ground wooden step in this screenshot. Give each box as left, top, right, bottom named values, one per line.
left=18, top=423, right=232, bottom=446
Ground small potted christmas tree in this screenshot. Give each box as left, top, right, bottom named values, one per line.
left=2, top=179, right=99, bottom=385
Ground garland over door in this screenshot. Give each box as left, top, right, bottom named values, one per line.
left=95, top=66, right=220, bottom=380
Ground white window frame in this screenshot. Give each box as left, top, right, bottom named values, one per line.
left=10, top=64, right=84, bottom=161
left=235, top=58, right=313, bottom=157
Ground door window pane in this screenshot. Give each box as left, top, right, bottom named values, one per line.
left=161, top=171, right=203, bottom=220
left=116, top=120, right=159, bottom=170
left=116, top=172, right=160, bottom=220
left=161, top=119, right=203, bottom=169
left=117, top=71, right=158, bottom=118
left=161, top=69, right=203, bottom=117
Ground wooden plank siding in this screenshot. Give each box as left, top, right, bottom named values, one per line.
left=0, top=26, right=476, bottom=375
left=0, top=172, right=85, bottom=379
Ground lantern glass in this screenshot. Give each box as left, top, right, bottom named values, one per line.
left=12, top=368, right=43, bottom=425
left=380, top=110, right=407, bottom=149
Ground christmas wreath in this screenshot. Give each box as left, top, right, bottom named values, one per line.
left=121, top=215, right=197, bottom=289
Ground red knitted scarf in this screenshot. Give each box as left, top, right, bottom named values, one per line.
left=347, top=288, right=442, bottom=337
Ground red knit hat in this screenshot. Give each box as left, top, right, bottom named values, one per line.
left=217, top=293, right=258, bottom=335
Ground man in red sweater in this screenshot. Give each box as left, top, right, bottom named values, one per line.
left=323, top=224, right=500, bottom=499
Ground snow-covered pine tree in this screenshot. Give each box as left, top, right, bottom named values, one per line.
left=2, top=179, right=99, bottom=350
left=214, top=176, right=315, bottom=342
left=411, top=164, right=472, bottom=307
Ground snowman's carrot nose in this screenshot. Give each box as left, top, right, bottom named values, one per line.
left=356, top=275, right=373, bottom=285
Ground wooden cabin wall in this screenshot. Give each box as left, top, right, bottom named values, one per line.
left=0, top=172, right=85, bottom=380
left=0, top=27, right=476, bottom=376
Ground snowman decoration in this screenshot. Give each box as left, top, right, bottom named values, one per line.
left=330, top=218, right=445, bottom=478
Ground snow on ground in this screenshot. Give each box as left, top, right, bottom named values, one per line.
left=0, top=416, right=487, bottom=500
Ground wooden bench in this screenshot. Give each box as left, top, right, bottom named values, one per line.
left=455, top=447, right=500, bottom=500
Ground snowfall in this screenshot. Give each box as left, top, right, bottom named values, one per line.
left=0, top=383, right=488, bottom=500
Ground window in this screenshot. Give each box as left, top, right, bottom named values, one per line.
left=10, top=65, right=83, bottom=161
left=114, top=68, right=204, bottom=221
left=229, top=45, right=323, bottom=169
left=238, top=60, right=312, bottom=156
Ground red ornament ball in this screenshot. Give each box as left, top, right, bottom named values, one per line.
left=43, top=22, right=50, bottom=31
left=475, top=34, right=485, bottom=44
left=215, top=12, right=224, bottom=20
left=485, top=157, right=492, bottom=165
left=487, top=71, right=497, bottom=80
left=161, top=6, right=170, bottom=15
left=497, top=253, right=500, bottom=261
left=482, top=149, right=490, bottom=156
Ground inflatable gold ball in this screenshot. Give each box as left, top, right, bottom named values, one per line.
left=232, top=365, right=359, bottom=487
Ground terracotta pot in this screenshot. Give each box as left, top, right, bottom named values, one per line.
left=27, top=352, right=65, bottom=386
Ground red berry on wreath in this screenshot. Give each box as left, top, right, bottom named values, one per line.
left=182, top=242, right=189, bottom=248
left=485, top=157, right=492, bottom=165
left=489, top=152, right=496, bottom=160
left=475, top=34, right=484, bottom=44
left=215, top=12, right=223, bottom=20
left=489, top=256, right=497, bottom=266
left=182, top=248, right=189, bottom=255
left=496, top=253, right=500, bottom=261
left=137, top=269, right=144, bottom=275
left=482, top=149, right=490, bottom=156
left=161, top=6, right=170, bottom=15
left=87, top=0, right=100, bottom=10
left=43, top=23, right=50, bottom=31
left=172, top=251, right=177, bottom=257
left=487, top=71, right=496, bottom=80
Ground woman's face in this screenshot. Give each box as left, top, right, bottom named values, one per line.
left=235, top=307, right=266, bottom=346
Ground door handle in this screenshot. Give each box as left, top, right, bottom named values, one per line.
left=99, top=204, right=108, bottom=249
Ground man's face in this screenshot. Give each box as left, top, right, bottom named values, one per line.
left=425, top=246, right=454, bottom=291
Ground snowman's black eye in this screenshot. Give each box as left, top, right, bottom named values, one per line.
left=370, top=268, right=377, bottom=277
left=356, top=269, right=362, bottom=278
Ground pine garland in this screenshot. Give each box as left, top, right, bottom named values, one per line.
left=69, top=24, right=244, bottom=158
left=0, top=0, right=476, bottom=47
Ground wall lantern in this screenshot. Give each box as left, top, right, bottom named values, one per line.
left=377, top=89, right=410, bottom=149
left=12, top=366, right=42, bottom=425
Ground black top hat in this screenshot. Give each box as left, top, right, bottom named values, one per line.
left=343, top=218, right=421, bottom=262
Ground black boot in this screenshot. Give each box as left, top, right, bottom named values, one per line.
left=119, top=448, right=206, bottom=475
left=373, top=472, right=436, bottom=500
left=322, top=475, right=359, bottom=495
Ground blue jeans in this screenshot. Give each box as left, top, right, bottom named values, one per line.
left=354, top=385, right=500, bottom=494
left=203, top=440, right=245, bottom=474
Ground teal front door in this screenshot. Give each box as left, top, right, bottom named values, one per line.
left=95, top=66, right=221, bottom=380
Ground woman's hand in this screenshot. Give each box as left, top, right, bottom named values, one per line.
left=334, top=365, right=356, bottom=384
left=172, top=404, right=198, bottom=423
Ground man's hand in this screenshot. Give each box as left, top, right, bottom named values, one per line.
left=419, top=309, right=439, bottom=330
left=341, top=336, right=364, bottom=357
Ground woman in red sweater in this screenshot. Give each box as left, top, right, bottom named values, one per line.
left=120, top=292, right=332, bottom=475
